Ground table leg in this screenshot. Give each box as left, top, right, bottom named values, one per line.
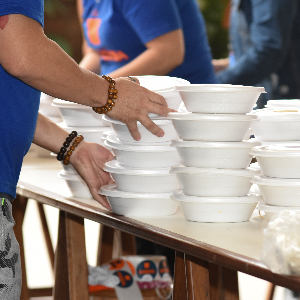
left=185, top=254, right=211, bottom=300
left=173, top=251, right=188, bottom=300
left=53, top=211, right=89, bottom=300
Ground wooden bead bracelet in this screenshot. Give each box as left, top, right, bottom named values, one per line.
left=57, top=131, right=77, bottom=161
left=92, top=75, right=118, bottom=114
left=62, top=135, right=84, bottom=165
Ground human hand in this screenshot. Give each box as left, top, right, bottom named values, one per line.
left=212, top=58, right=229, bottom=73
left=107, top=77, right=174, bottom=141
left=69, top=141, right=114, bottom=209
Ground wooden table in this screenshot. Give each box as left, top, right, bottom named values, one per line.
left=16, top=152, right=300, bottom=300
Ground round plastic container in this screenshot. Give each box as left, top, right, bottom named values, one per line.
left=266, top=99, right=300, bottom=109
left=257, top=201, right=300, bottom=221
left=170, top=166, right=260, bottom=197
left=174, top=85, right=264, bottom=114
left=171, top=139, right=261, bottom=168
left=252, top=175, right=300, bottom=206
left=39, top=92, right=61, bottom=117
left=250, top=109, right=300, bottom=141
left=105, top=133, right=181, bottom=168
left=103, top=160, right=180, bottom=193
left=52, top=98, right=110, bottom=127
left=57, top=122, right=111, bottom=147
left=58, top=170, right=92, bottom=199
left=99, top=184, right=178, bottom=217
left=103, top=115, right=178, bottom=143
left=250, top=145, right=300, bottom=178
left=171, top=190, right=261, bottom=223
left=136, top=75, right=190, bottom=92
left=167, top=113, right=257, bottom=142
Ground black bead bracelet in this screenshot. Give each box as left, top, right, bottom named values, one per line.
left=57, top=131, right=77, bottom=161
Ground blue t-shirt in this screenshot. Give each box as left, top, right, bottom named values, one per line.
left=0, top=1, right=44, bottom=199
left=81, top=0, right=217, bottom=84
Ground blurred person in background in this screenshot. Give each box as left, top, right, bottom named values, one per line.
left=77, top=0, right=217, bottom=276
left=213, top=0, right=300, bottom=109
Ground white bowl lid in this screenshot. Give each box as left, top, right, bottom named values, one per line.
left=57, top=122, right=111, bottom=132
left=251, top=175, right=300, bottom=186
left=57, top=170, right=83, bottom=181
left=171, top=190, right=262, bottom=203
left=250, top=108, right=300, bottom=121
left=258, top=201, right=300, bottom=212
left=167, top=112, right=257, bottom=121
left=103, top=115, right=172, bottom=125
left=99, top=184, right=172, bottom=198
left=52, top=98, right=90, bottom=109
left=174, top=84, right=265, bottom=93
left=170, top=166, right=260, bottom=177
left=266, top=99, right=300, bottom=108
left=250, top=145, right=300, bottom=157
left=136, top=75, right=190, bottom=92
left=105, top=133, right=176, bottom=152
left=104, top=159, right=174, bottom=175
left=171, top=139, right=261, bottom=149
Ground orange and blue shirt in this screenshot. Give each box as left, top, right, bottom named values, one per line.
left=0, top=1, right=43, bottom=200
left=81, top=0, right=217, bottom=84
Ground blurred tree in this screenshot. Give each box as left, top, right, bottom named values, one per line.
left=44, top=0, right=83, bottom=63
left=198, top=0, right=230, bottom=59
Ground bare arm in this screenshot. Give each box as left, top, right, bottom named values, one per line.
left=33, top=113, right=114, bottom=209
left=108, top=29, right=185, bottom=78
left=0, top=13, right=171, bottom=140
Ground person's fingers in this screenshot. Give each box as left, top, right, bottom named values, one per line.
left=138, top=116, right=165, bottom=138
left=125, top=120, right=142, bottom=141
left=91, top=189, right=111, bottom=210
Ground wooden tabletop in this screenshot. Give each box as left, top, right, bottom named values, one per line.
left=17, top=151, right=300, bottom=292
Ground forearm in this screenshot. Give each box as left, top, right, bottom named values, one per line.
left=0, top=14, right=108, bottom=108
left=108, top=30, right=184, bottom=78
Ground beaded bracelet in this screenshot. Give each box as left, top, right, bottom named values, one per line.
left=57, top=131, right=78, bottom=161
left=62, top=135, right=84, bottom=165
left=92, top=75, right=118, bottom=114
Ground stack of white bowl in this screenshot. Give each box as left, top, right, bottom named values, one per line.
left=52, top=98, right=112, bottom=199
left=30, top=92, right=63, bottom=157
left=251, top=145, right=300, bottom=220
left=167, top=84, right=265, bottom=222
left=99, top=76, right=190, bottom=215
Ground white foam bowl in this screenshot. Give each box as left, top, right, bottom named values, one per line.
left=103, top=160, right=180, bottom=193
left=167, top=113, right=257, bottom=142
left=57, top=122, right=111, bottom=147
left=170, top=166, right=260, bottom=197
left=266, top=99, right=300, bottom=109
left=250, top=109, right=300, bottom=141
left=136, top=75, right=190, bottom=93
left=250, top=145, right=300, bottom=178
left=105, top=133, right=181, bottom=168
left=52, top=98, right=111, bottom=127
left=252, top=175, right=300, bottom=206
left=58, top=170, right=92, bottom=199
left=257, top=201, right=300, bottom=221
left=171, top=139, right=261, bottom=168
left=171, top=190, right=261, bottom=222
left=175, top=85, right=264, bottom=114
left=156, top=90, right=183, bottom=111
left=99, top=184, right=178, bottom=217
left=103, top=115, right=178, bottom=143
left=39, top=93, right=61, bottom=117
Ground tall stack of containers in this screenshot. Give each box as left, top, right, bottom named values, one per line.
left=51, top=98, right=112, bottom=199
left=248, top=100, right=300, bottom=219
left=167, top=84, right=265, bottom=222
left=99, top=76, right=191, bottom=215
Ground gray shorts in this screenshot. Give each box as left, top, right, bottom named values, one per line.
left=0, top=198, right=21, bottom=299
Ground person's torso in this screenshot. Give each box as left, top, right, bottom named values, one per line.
left=81, top=0, right=216, bottom=83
